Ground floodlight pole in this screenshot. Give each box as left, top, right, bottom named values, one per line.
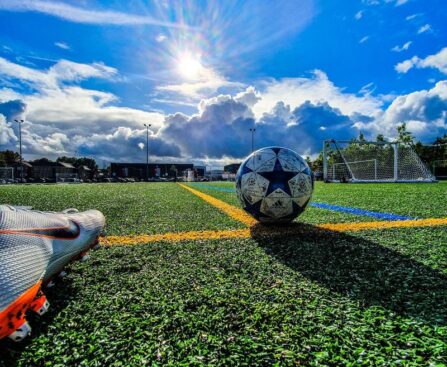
left=14, top=119, right=24, bottom=181
left=144, top=123, right=151, bottom=181
left=249, top=128, right=256, bottom=153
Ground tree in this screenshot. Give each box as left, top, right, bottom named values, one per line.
left=57, top=156, right=98, bottom=171
left=0, top=150, right=21, bottom=167
left=397, top=123, right=414, bottom=145
left=376, top=134, right=386, bottom=143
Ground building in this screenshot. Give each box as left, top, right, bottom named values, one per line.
left=111, top=163, right=194, bottom=180
left=224, top=163, right=241, bottom=174
left=31, top=161, right=77, bottom=182
left=78, top=165, right=93, bottom=180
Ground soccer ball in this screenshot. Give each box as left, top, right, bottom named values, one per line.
left=235, top=147, right=313, bottom=223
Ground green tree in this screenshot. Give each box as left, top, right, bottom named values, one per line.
left=0, top=150, right=21, bottom=167
left=397, top=123, right=414, bottom=145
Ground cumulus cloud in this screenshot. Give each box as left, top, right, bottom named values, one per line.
left=0, top=115, right=16, bottom=145
left=356, top=81, right=447, bottom=140
left=0, top=56, right=446, bottom=163
left=76, top=127, right=181, bottom=162
left=0, top=58, right=167, bottom=161
left=159, top=91, right=359, bottom=159
left=395, top=47, right=447, bottom=74
left=252, top=70, right=383, bottom=119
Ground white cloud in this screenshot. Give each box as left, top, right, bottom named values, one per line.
left=0, top=57, right=445, bottom=162
left=391, top=41, right=412, bottom=52
left=359, top=36, right=370, bottom=44
left=418, top=24, right=432, bottom=34
left=252, top=70, right=383, bottom=119
left=406, top=13, right=421, bottom=21
left=355, top=10, right=364, bottom=20
left=395, top=47, right=447, bottom=74
left=54, top=41, right=70, bottom=50
left=363, top=0, right=407, bottom=6
left=155, top=34, right=167, bottom=43
left=358, top=81, right=447, bottom=140
left=0, top=57, right=117, bottom=89
left=0, top=0, right=188, bottom=29
left=0, top=115, right=16, bottom=145
left=157, top=63, right=243, bottom=99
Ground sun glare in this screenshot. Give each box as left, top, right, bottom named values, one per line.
left=177, top=53, right=203, bottom=79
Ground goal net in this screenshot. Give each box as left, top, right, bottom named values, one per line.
left=323, top=140, right=436, bottom=183
left=0, top=167, right=14, bottom=181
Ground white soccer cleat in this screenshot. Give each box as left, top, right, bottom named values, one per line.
left=0, top=205, right=105, bottom=341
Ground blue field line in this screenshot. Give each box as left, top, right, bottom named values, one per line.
left=188, top=183, right=414, bottom=221
left=309, top=202, right=413, bottom=221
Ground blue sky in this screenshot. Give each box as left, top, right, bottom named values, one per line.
left=0, top=0, right=446, bottom=164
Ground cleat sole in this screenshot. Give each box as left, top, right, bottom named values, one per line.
left=8, top=321, right=31, bottom=342
left=0, top=281, right=41, bottom=340
left=30, top=293, right=50, bottom=316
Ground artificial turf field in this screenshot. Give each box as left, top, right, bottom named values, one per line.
left=0, top=181, right=446, bottom=366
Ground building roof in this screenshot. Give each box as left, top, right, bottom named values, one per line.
left=58, top=162, right=76, bottom=169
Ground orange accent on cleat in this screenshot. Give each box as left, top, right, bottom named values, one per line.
left=30, top=293, right=50, bottom=316
left=0, top=281, right=41, bottom=340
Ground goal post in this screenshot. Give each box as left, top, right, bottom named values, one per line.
left=323, top=140, right=436, bottom=183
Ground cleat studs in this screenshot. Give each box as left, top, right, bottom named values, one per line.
left=30, top=294, right=50, bottom=316
left=58, top=270, right=68, bottom=278
left=8, top=321, right=31, bottom=342
left=46, top=281, right=55, bottom=288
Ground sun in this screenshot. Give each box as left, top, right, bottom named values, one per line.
left=177, top=53, right=203, bottom=80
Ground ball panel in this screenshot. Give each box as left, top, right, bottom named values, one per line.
left=277, top=148, right=306, bottom=172
left=260, top=189, right=293, bottom=219
left=288, top=172, right=313, bottom=199
left=241, top=172, right=269, bottom=205
left=246, top=149, right=277, bottom=172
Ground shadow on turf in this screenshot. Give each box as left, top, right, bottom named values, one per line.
left=0, top=275, right=77, bottom=367
left=251, top=222, right=447, bottom=326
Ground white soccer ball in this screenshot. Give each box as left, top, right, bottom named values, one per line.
left=235, top=147, right=313, bottom=223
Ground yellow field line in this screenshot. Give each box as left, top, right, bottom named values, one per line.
left=101, top=229, right=250, bottom=246
left=100, top=217, right=447, bottom=246
left=319, top=217, right=447, bottom=232
left=178, top=183, right=257, bottom=226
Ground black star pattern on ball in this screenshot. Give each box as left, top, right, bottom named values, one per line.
left=257, top=158, right=298, bottom=196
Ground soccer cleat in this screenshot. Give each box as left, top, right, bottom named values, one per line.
left=0, top=206, right=52, bottom=341
left=36, top=208, right=106, bottom=284
left=0, top=205, right=105, bottom=341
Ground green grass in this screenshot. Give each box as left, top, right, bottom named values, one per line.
left=0, top=183, right=244, bottom=234
left=0, top=182, right=446, bottom=366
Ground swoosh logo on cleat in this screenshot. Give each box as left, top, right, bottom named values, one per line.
left=0, top=220, right=81, bottom=240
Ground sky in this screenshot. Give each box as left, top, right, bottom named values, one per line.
left=0, top=0, right=446, bottom=166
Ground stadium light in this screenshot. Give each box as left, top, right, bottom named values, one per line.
left=143, top=123, right=151, bottom=181
left=249, top=128, right=256, bottom=153
left=14, top=119, right=24, bottom=182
